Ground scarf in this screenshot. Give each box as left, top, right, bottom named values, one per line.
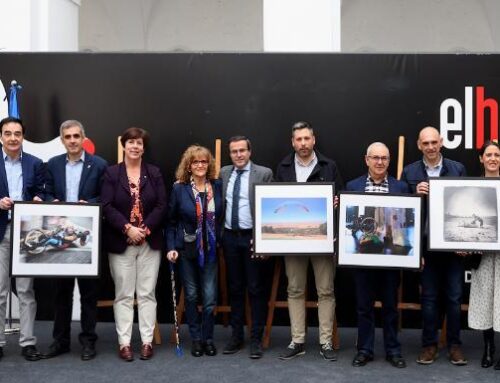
left=191, top=177, right=216, bottom=267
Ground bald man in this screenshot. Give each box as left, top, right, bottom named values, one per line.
left=401, top=126, right=467, bottom=366
left=346, top=142, right=410, bottom=369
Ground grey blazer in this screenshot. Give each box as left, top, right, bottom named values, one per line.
left=220, top=161, right=273, bottom=218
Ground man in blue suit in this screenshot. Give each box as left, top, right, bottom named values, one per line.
left=0, top=117, right=45, bottom=361
left=42, top=120, right=107, bottom=361
left=346, top=142, right=410, bottom=369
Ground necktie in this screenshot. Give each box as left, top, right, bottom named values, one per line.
left=231, top=169, right=244, bottom=230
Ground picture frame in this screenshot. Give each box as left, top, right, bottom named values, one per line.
left=10, top=202, right=101, bottom=277
left=428, top=177, right=500, bottom=251
left=337, top=192, right=422, bottom=269
left=253, top=183, right=335, bottom=255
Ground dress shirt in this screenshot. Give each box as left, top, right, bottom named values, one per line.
left=423, top=155, right=443, bottom=177
left=65, top=151, right=85, bottom=202
left=294, top=151, right=318, bottom=182
left=365, top=174, right=389, bottom=194
left=3, top=149, right=23, bottom=219
left=225, top=161, right=252, bottom=230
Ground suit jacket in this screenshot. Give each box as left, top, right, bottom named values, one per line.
left=400, top=158, right=466, bottom=193
left=220, top=161, right=273, bottom=216
left=45, top=151, right=108, bottom=202
left=166, top=179, right=223, bottom=252
left=345, top=174, right=410, bottom=194
left=101, top=162, right=167, bottom=253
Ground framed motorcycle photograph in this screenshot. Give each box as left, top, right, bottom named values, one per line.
left=10, top=202, right=101, bottom=277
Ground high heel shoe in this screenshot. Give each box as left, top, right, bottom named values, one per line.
left=481, top=329, right=495, bottom=368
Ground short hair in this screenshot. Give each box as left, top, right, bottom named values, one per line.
left=120, top=127, right=150, bottom=149
left=59, top=120, right=85, bottom=138
left=175, top=144, right=217, bottom=183
left=292, top=121, right=314, bottom=136
left=228, top=135, right=252, bottom=151
left=366, top=142, right=390, bottom=156
left=0, top=117, right=25, bottom=135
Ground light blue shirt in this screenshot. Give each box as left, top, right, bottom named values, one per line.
left=423, top=155, right=443, bottom=178
left=65, top=152, right=85, bottom=202
left=3, top=148, right=23, bottom=219
left=225, top=161, right=252, bottom=230
left=294, top=151, right=318, bottom=182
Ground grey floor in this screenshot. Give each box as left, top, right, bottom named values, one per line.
left=1, top=321, right=498, bottom=383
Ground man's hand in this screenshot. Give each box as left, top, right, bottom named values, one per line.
left=0, top=197, right=13, bottom=210
left=167, top=250, right=179, bottom=263
left=416, top=181, right=429, bottom=195
left=79, top=200, right=88, bottom=204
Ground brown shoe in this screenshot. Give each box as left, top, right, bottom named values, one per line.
left=119, top=345, right=134, bottom=362
left=140, top=343, right=153, bottom=360
left=416, top=345, right=438, bottom=365
left=449, top=345, right=467, bottom=366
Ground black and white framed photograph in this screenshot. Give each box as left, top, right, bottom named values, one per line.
left=253, top=183, right=335, bottom=255
left=429, top=177, right=500, bottom=251
left=337, top=192, right=422, bottom=269
left=10, top=202, right=101, bottom=277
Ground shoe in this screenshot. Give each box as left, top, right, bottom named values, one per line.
left=352, top=352, right=373, bottom=367
left=416, top=345, right=438, bottom=365
left=320, top=342, right=337, bottom=361
left=279, top=342, right=305, bottom=360
left=223, top=337, right=243, bottom=355
left=449, top=345, right=467, bottom=366
left=191, top=340, right=203, bottom=357
left=118, top=345, right=134, bottom=362
left=204, top=341, right=217, bottom=356
left=249, top=341, right=263, bottom=359
left=140, top=343, right=153, bottom=360
left=0, top=346, right=3, bottom=360
left=21, top=345, right=41, bottom=361
left=386, top=354, right=407, bottom=368
left=41, top=342, right=70, bottom=359
left=81, top=344, right=96, bottom=361
left=495, top=358, right=500, bottom=370
left=481, top=330, right=495, bottom=368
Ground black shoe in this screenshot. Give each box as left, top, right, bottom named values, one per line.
left=386, top=354, right=407, bottom=368
left=481, top=330, right=495, bottom=368
left=81, top=344, right=96, bottom=361
left=495, top=358, right=500, bottom=370
left=191, top=340, right=203, bottom=357
left=21, top=345, right=41, bottom=361
left=41, top=342, right=70, bottom=359
left=223, top=337, right=243, bottom=355
left=249, top=341, right=263, bottom=359
left=204, top=341, right=217, bottom=356
left=352, top=352, right=373, bottom=367
left=279, top=342, right=305, bottom=360
left=320, top=342, right=337, bottom=361
left=0, top=346, right=3, bottom=360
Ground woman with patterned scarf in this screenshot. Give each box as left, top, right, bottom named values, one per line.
left=166, top=145, right=223, bottom=357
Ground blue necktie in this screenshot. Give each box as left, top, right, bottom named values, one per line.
left=231, top=169, right=244, bottom=230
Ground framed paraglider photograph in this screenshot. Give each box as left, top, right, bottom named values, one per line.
left=337, top=192, right=422, bottom=269
left=253, top=183, right=335, bottom=255
left=10, top=202, right=101, bottom=277
left=428, top=177, right=500, bottom=252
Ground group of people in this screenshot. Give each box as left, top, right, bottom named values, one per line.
left=0, top=117, right=498, bottom=372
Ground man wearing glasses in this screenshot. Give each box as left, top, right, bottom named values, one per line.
left=345, top=142, right=410, bottom=368
left=276, top=121, right=343, bottom=361
left=220, top=136, right=273, bottom=359
left=401, top=126, right=467, bottom=366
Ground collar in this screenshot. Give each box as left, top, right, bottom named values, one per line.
left=2, top=148, right=22, bottom=162
left=66, top=151, right=85, bottom=164
left=234, top=161, right=251, bottom=172
left=367, top=173, right=388, bottom=185
left=294, top=151, right=317, bottom=167
left=422, top=154, right=443, bottom=170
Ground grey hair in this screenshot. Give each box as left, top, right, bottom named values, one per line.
left=59, top=120, right=85, bottom=138
left=366, top=142, right=389, bottom=156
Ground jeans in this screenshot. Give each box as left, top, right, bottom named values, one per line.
left=223, top=230, right=269, bottom=342
left=179, top=249, right=218, bottom=342
left=354, top=268, right=401, bottom=356
left=421, top=252, right=464, bottom=348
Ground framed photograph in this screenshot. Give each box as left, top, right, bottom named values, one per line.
left=338, top=192, right=422, bottom=269
left=253, top=183, right=335, bottom=255
left=10, top=202, right=101, bottom=277
left=429, top=177, right=500, bottom=251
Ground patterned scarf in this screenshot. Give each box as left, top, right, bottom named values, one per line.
left=191, top=178, right=216, bottom=267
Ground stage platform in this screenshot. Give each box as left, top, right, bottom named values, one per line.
left=1, top=321, right=496, bottom=383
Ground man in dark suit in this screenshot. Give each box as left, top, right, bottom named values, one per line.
left=401, top=126, right=467, bottom=366
left=42, top=120, right=107, bottom=361
left=220, top=136, right=273, bottom=359
left=0, top=117, right=45, bottom=361
left=346, top=142, right=410, bottom=369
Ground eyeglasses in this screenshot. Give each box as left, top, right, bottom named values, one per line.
left=367, top=155, right=390, bottom=163
left=63, top=134, right=82, bottom=140
left=192, top=160, right=209, bottom=167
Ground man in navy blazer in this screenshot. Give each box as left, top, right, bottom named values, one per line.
left=346, top=142, right=409, bottom=369
left=401, top=126, right=467, bottom=366
left=0, top=117, right=45, bottom=362
left=42, top=120, right=107, bottom=361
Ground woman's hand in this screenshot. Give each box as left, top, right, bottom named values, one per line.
left=166, top=250, right=179, bottom=263
left=126, top=226, right=146, bottom=244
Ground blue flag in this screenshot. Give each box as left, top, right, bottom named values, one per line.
left=8, top=81, right=22, bottom=118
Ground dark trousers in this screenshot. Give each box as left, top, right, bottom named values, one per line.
left=52, top=278, right=99, bottom=347
left=223, top=230, right=269, bottom=342
left=421, top=253, right=464, bottom=348
left=354, top=268, right=401, bottom=357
